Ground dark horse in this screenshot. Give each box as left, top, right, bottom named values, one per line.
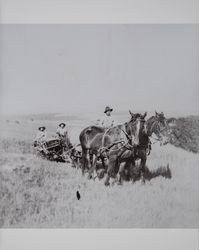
left=103, top=114, right=146, bottom=185
left=79, top=111, right=147, bottom=178
left=104, top=111, right=172, bottom=185
left=133, top=111, right=172, bottom=179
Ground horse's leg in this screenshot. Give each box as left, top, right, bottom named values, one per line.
left=104, top=156, right=118, bottom=186
left=75, top=155, right=80, bottom=169
left=87, top=150, right=92, bottom=171
left=117, top=162, right=126, bottom=185
left=88, top=154, right=97, bottom=179
left=102, top=156, right=108, bottom=172
left=130, top=158, right=137, bottom=182
left=104, top=158, right=115, bottom=186
left=81, top=149, right=86, bottom=175
left=82, top=148, right=90, bottom=175
left=125, top=159, right=134, bottom=182
left=100, top=151, right=109, bottom=180
left=140, top=150, right=147, bottom=182
left=104, top=163, right=112, bottom=186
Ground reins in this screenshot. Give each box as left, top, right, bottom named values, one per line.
left=64, top=143, right=81, bottom=155
left=147, top=118, right=170, bottom=145
left=98, top=119, right=138, bottom=157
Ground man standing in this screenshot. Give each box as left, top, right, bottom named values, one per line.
left=97, top=106, right=115, bottom=128
left=56, top=123, right=73, bottom=150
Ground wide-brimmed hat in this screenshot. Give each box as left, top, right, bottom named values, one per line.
left=38, top=126, right=46, bottom=131
left=59, top=122, right=66, bottom=127
left=104, top=106, right=113, bottom=113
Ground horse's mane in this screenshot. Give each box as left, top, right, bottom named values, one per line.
left=88, top=126, right=105, bottom=133
left=86, top=118, right=137, bottom=136
left=147, top=116, right=156, bottom=122
left=145, top=116, right=158, bottom=136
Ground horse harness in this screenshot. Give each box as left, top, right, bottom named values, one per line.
left=97, top=122, right=137, bottom=160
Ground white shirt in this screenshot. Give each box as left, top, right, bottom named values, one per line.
left=98, top=114, right=115, bottom=128
left=35, top=131, right=47, bottom=142
left=56, top=127, right=68, bottom=137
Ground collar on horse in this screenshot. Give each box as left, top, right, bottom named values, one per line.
left=99, top=120, right=138, bottom=157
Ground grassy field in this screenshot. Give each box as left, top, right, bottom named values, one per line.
left=0, top=113, right=199, bottom=228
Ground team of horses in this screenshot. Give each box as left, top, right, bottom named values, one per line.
left=78, top=111, right=172, bottom=186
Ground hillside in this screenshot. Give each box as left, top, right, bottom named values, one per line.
left=169, top=116, right=199, bottom=153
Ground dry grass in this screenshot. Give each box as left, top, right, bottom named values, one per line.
left=0, top=114, right=199, bottom=228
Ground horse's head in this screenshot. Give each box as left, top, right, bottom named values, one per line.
left=148, top=111, right=171, bottom=145
left=129, top=110, right=147, bottom=122
left=127, top=111, right=148, bottom=145
left=155, top=111, right=167, bottom=126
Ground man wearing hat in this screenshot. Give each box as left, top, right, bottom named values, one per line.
left=35, top=126, right=47, bottom=143
left=97, top=106, right=115, bottom=128
left=34, top=126, right=47, bottom=150
left=56, top=123, right=73, bottom=150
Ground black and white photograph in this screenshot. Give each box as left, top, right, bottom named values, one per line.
left=0, top=23, right=199, bottom=229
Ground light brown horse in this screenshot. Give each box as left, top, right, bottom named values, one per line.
left=79, top=112, right=147, bottom=179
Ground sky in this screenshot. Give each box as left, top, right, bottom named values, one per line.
left=0, top=24, right=198, bottom=115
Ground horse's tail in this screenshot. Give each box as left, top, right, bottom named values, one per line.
left=79, top=128, right=92, bottom=174
left=79, top=127, right=92, bottom=149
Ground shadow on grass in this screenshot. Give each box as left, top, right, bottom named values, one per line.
left=95, top=163, right=172, bottom=184
left=144, top=164, right=172, bottom=181
left=131, top=164, right=172, bottom=182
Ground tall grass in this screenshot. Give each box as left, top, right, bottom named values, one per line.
left=0, top=140, right=199, bottom=228
left=0, top=138, right=33, bottom=154
left=0, top=114, right=199, bottom=228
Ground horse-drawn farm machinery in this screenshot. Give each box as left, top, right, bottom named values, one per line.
left=34, top=138, right=82, bottom=165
